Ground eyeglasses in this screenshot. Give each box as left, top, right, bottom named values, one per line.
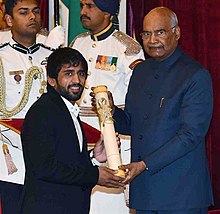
left=140, top=26, right=176, bottom=40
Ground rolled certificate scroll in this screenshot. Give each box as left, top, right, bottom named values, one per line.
left=93, top=85, right=125, bottom=178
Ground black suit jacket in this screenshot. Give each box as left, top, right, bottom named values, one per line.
left=20, top=87, right=99, bottom=214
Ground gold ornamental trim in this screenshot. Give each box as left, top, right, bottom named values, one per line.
left=0, top=57, right=45, bottom=119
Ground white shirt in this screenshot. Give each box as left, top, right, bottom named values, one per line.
left=61, top=97, right=83, bottom=152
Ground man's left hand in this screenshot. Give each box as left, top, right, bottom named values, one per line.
left=93, top=133, right=121, bottom=163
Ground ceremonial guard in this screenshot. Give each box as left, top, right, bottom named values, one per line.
left=0, top=0, right=55, bottom=213
left=70, top=0, right=145, bottom=213
left=0, top=37, right=53, bottom=182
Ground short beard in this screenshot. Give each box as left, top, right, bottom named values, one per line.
left=57, top=83, right=84, bottom=102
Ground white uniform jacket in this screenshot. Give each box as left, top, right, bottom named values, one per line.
left=0, top=38, right=54, bottom=184
left=71, top=23, right=145, bottom=130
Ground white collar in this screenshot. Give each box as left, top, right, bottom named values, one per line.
left=61, top=96, right=79, bottom=118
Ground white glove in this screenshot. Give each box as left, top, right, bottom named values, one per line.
left=44, top=25, right=66, bottom=48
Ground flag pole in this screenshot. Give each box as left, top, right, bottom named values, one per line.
left=54, top=0, right=60, bottom=26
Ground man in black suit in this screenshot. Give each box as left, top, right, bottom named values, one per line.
left=20, top=47, right=124, bottom=214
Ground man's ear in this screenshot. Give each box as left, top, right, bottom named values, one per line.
left=103, top=12, right=111, bottom=20
left=47, top=76, right=56, bottom=87
left=175, top=26, right=181, bottom=41
left=5, top=14, right=13, bottom=27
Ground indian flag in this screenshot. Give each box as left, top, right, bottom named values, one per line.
left=49, top=0, right=86, bottom=46
left=60, top=0, right=87, bottom=45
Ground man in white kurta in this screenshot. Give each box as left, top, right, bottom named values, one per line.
left=71, top=0, right=145, bottom=213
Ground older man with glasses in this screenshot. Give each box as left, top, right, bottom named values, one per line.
left=105, top=6, right=214, bottom=214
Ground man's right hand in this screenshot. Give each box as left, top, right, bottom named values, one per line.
left=97, top=166, right=125, bottom=188
left=90, top=88, right=115, bottom=115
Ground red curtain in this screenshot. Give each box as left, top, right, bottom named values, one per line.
left=127, top=0, right=220, bottom=210
left=39, top=0, right=48, bottom=29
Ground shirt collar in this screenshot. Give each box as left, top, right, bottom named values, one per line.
left=90, top=22, right=116, bottom=41
left=61, top=96, right=80, bottom=118
left=9, top=38, right=40, bottom=54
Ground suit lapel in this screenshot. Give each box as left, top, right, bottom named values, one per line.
left=77, top=116, right=87, bottom=153
left=48, top=87, right=81, bottom=152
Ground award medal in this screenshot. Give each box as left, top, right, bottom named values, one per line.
left=9, top=70, right=24, bottom=84
left=14, top=74, right=22, bottom=84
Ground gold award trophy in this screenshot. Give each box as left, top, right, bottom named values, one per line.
left=93, top=85, right=125, bottom=177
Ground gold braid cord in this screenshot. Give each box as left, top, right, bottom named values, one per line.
left=0, top=58, right=44, bottom=119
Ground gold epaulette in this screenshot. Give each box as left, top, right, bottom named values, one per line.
left=69, top=32, right=90, bottom=47
left=113, top=31, right=142, bottom=55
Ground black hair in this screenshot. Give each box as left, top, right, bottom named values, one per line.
left=47, top=47, right=88, bottom=80
left=3, top=0, right=39, bottom=16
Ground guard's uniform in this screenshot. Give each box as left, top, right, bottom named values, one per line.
left=71, top=23, right=145, bottom=214
left=0, top=38, right=53, bottom=214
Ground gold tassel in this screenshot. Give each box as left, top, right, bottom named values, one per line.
left=2, top=143, right=18, bottom=175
